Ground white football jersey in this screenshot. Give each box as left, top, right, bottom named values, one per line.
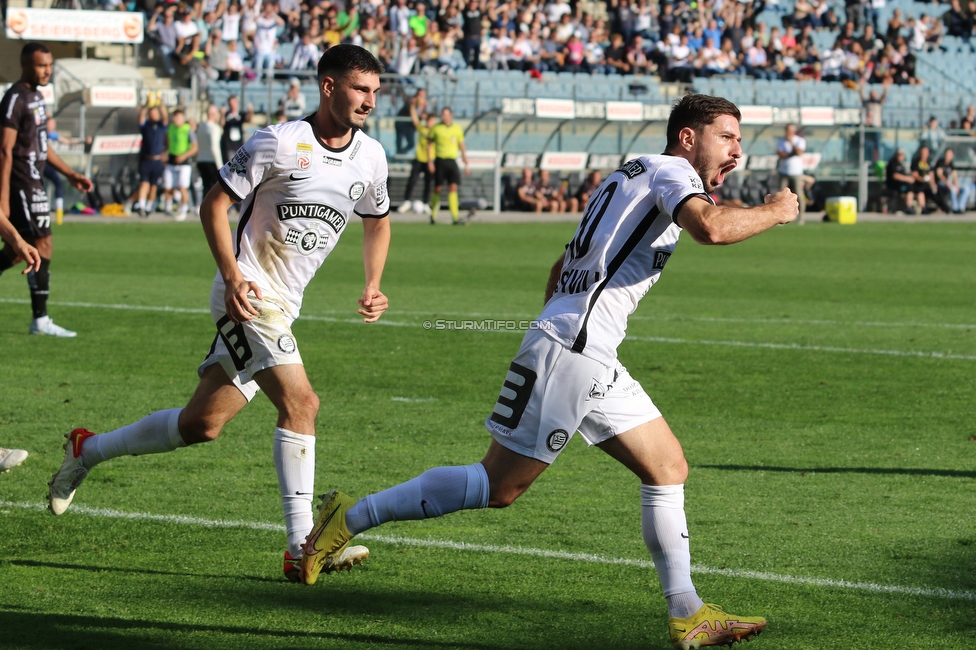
left=537, top=154, right=712, bottom=365
left=217, top=119, right=390, bottom=320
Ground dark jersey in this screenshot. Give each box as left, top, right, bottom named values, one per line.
left=0, top=81, right=48, bottom=189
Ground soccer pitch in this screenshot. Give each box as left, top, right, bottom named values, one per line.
left=1, top=220, right=974, bottom=649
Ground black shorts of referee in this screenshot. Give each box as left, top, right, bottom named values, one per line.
left=434, top=158, right=462, bottom=186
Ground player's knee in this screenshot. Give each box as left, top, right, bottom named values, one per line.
left=281, top=388, right=319, bottom=421
left=178, top=411, right=224, bottom=444
left=487, top=483, right=526, bottom=508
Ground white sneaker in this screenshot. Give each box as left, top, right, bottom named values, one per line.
left=0, top=448, right=28, bottom=471
left=47, top=428, right=96, bottom=515
left=30, top=316, right=77, bottom=337
left=397, top=201, right=412, bottom=213
left=421, top=202, right=432, bottom=215
left=412, top=200, right=425, bottom=214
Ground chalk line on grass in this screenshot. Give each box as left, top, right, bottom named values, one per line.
left=1, top=500, right=972, bottom=602
left=0, top=298, right=972, bottom=361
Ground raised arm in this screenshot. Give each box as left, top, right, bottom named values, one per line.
left=200, top=185, right=261, bottom=323
left=675, top=190, right=798, bottom=245
left=359, top=216, right=391, bottom=322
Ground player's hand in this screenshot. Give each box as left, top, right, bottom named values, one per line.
left=70, top=173, right=94, bottom=193
left=357, top=286, right=388, bottom=323
left=16, top=241, right=41, bottom=274
left=224, top=279, right=263, bottom=323
left=428, top=161, right=435, bottom=174
left=764, top=187, right=799, bottom=223
left=464, top=162, right=470, bottom=176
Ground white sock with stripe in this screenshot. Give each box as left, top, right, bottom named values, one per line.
left=641, top=484, right=704, bottom=619
left=273, top=428, right=315, bottom=557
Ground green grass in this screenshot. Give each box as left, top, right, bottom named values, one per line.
left=1, top=220, right=975, bottom=649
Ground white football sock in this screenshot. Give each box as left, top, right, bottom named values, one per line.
left=273, top=427, right=315, bottom=557
left=345, top=463, right=489, bottom=535
left=81, top=408, right=186, bottom=468
left=640, top=484, right=704, bottom=619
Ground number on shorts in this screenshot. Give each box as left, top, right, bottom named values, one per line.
left=35, top=214, right=51, bottom=229
left=489, top=361, right=537, bottom=430
left=568, top=181, right=617, bottom=260
left=216, top=315, right=253, bottom=371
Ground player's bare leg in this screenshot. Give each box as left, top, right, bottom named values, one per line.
left=598, top=419, right=766, bottom=648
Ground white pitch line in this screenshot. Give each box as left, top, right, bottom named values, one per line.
left=1, top=297, right=973, bottom=360
left=1, top=500, right=972, bottom=602
left=628, top=336, right=976, bottom=361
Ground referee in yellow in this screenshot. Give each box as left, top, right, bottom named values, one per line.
left=427, top=107, right=469, bottom=225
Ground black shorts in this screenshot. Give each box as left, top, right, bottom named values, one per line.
left=911, top=182, right=930, bottom=194
left=9, top=183, right=51, bottom=239
left=434, top=159, right=461, bottom=186
left=139, top=158, right=165, bottom=186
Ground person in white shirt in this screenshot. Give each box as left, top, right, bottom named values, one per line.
left=196, top=103, right=224, bottom=195
left=220, top=1, right=242, bottom=42
left=301, top=93, right=798, bottom=649
left=253, top=2, right=284, bottom=78
left=48, top=45, right=392, bottom=584
left=777, top=123, right=806, bottom=222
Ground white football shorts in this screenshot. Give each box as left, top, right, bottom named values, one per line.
left=163, top=163, right=193, bottom=189
left=485, top=328, right=662, bottom=464
left=198, top=290, right=303, bottom=402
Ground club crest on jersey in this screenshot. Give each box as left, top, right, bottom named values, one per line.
left=284, top=228, right=327, bottom=255
left=276, top=203, right=346, bottom=232
left=546, top=429, right=569, bottom=452
left=296, top=143, right=312, bottom=170
left=617, top=159, right=647, bottom=179
left=324, top=156, right=342, bottom=167
left=652, top=250, right=672, bottom=271
left=277, top=335, right=297, bottom=353
left=228, top=148, right=250, bottom=176
left=348, top=182, right=365, bottom=201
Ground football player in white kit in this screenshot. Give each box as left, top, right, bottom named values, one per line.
left=47, top=45, right=391, bottom=581
left=302, top=94, right=799, bottom=647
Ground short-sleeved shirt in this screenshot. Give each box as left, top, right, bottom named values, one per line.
left=911, top=157, right=931, bottom=183
left=777, top=134, right=805, bottom=176
left=167, top=123, right=197, bottom=164
left=536, top=154, right=711, bottom=366
left=218, top=119, right=390, bottom=320
left=429, top=122, right=464, bottom=160
left=0, top=81, right=48, bottom=189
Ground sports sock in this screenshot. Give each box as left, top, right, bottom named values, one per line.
left=430, top=192, right=441, bottom=220
left=448, top=191, right=459, bottom=222
left=345, top=463, right=489, bottom=535
left=27, top=257, right=50, bottom=319
left=54, top=197, right=64, bottom=212
left=81, top=408, right=186, bottom=468
left=273, top=428, right=316, bottom=557
left=640, top=484, right=704, bottom=619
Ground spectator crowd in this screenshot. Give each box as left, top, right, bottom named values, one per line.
left=68, top=0, right=972, bottom=88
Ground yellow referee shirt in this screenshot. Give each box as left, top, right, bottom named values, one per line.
left=429, top=123, right=465, bottom=160
left=415, top=124, right=431, bottom=164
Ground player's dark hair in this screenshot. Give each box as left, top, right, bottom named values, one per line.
left=20, top=42, right=51, bottom=64
left=317, top=44, right=385, bottom=82
left=666, top=94, right=741, bottom=151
